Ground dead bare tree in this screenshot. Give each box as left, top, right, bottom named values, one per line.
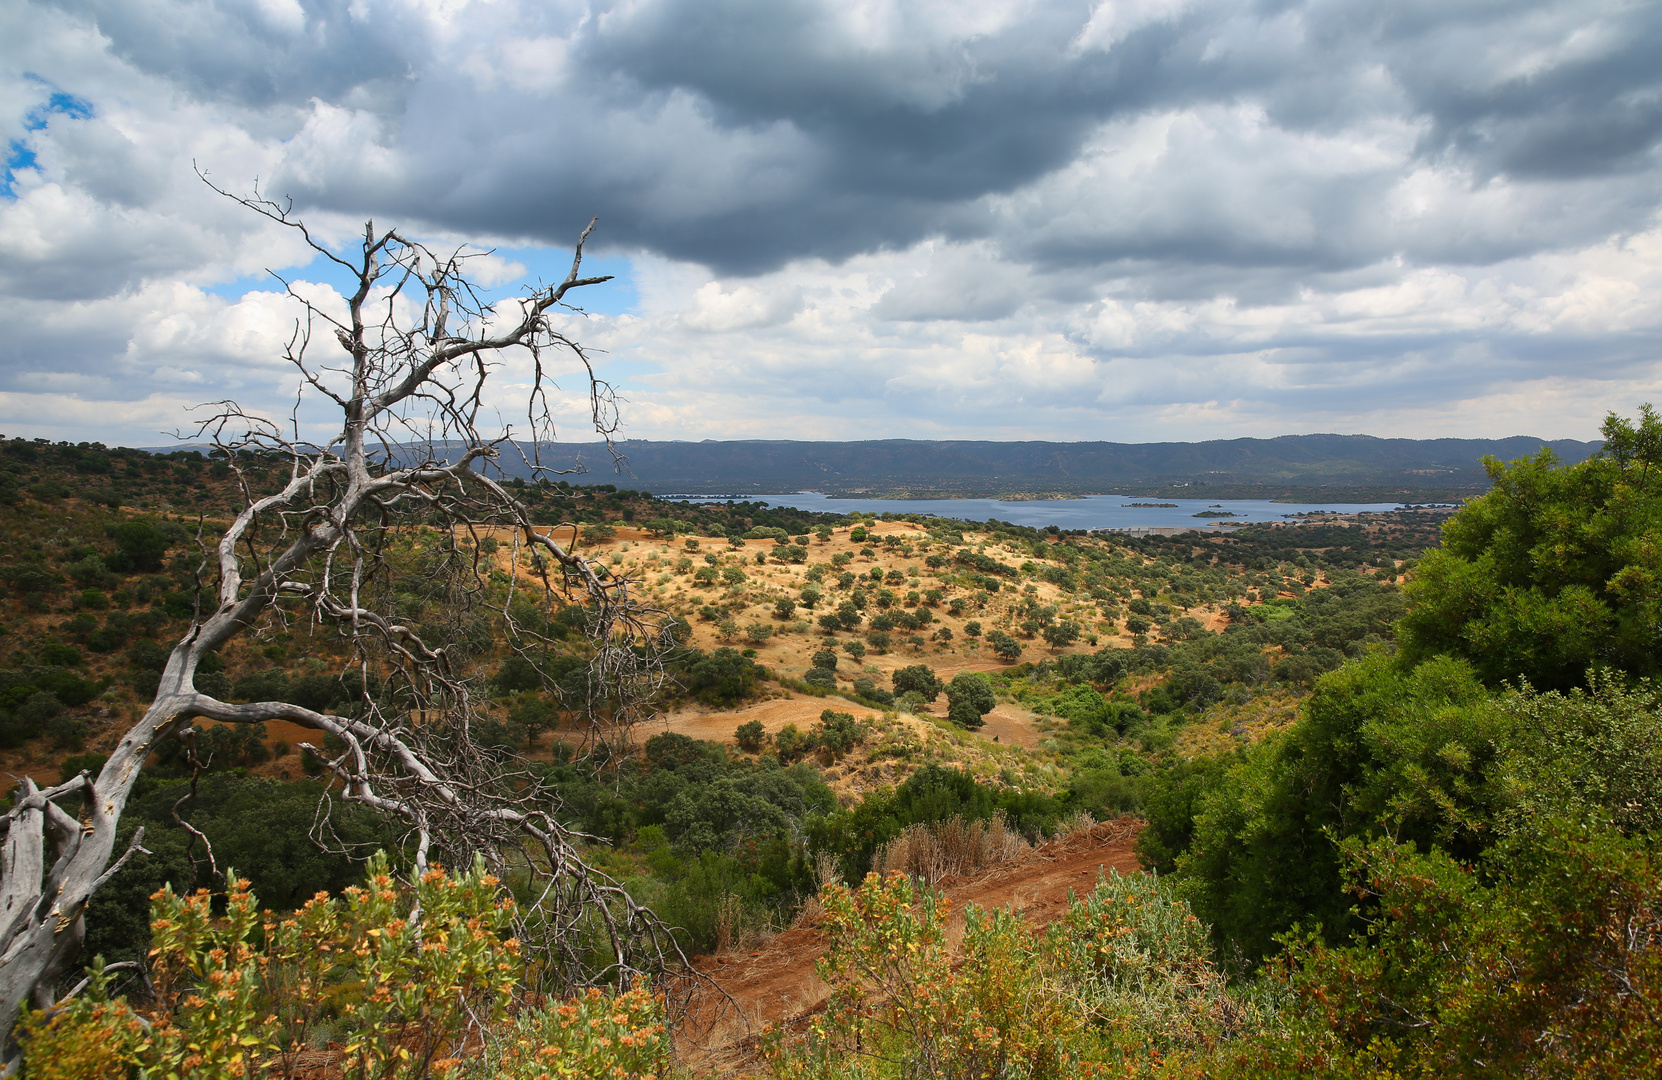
left=0, top=182, right=684, bottom=1059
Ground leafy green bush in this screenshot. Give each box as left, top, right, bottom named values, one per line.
left=851, top=676, right=892, bottom=705
left=987, top=630, right=1023, bottom=661
left=1221, top=822, right=1662, bottom=1079
left=891, top=664, right=942, bottom=702
left=1164, top=653, right=1500, bottom=964
left=810, top=765, right=1061, bottom=884
left=1398, top=405, right=1661, bottom=690
left=735, top=718, right=767, bottom=753
left=106, top=519, right=175, bottom=573
left=770, top=870, right=1263, bottom=1079
left=683, top=647, right=765, bottom=705
left=26, top=854, right=670, bottom=1080
left=812, top=709, right=867, bottom=758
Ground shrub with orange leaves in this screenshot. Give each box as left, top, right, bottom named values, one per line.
left=16, top=958, right=147, bottom=1080
left=491, top=981, right=670, bottom=1080
left=19, top=852, right=529, bottom=1080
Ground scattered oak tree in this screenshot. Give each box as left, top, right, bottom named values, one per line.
left=891, top=664, right=943, bottom=702
left=946, top=672, right=997, bottom=729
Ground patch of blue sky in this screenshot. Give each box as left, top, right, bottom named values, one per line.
left=203, top=246, right=638, bottom=318
left=3, top=81, right=94, bottom=197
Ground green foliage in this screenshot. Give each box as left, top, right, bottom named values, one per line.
left=580, top=521, right=616, bottom=542
left=1398, top=405, right=1662, bottom=690
left=105, top=519, right=175, bottom=572
left=1498, top=671, right=1662, bottom=837
left=890, top=663, right=942, bottom=702
left=1222, top=823, right=1662, bottom=1079
left=683, top=646, right=765, bottom=705
left=851, top=675, right=893, bottom=705
left=1133, top=756, right=1229, bottom=877
left=1150, top=660, right=1662, bottom=976
left=492, top=653, right=544, bottom=693
left=507, top=694, right=560, bottom=746
left=813, top=709, right=867, bottom=758
left=769, top=870, right=1263, bottom=1080
left=731, top=718, right=767, bottom=754
left=82, top=774, right=388, bottom=964
left=953, top=550, right=1018, bottom=578
left=987, top=629, right=1023, bottom=661
left=539, top=732, right=832, bottom=950
left=809, top=765, right=1062, bottom=884
left=945, top=671, right=996, bottom=729
left=1166, top=653, right=1502, bottom=964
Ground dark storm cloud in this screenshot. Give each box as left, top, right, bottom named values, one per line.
left=42, top=0, right=416, bottom=109
left=427, top=1, right=1662, bottom=274
left=29, top=1, right=1662, bottom=277
left=5, top=0, right=1661, bottom=448
left=1370, top=1, right=1662, bottom=179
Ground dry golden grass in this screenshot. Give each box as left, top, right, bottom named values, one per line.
left=871, top=811, right=1033, bottom=885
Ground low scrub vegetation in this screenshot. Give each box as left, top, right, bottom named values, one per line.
left=8, top=407, right=1660, bottom=1076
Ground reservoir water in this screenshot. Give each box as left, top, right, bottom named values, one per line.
left=663, top=491, right=1410, bottom=532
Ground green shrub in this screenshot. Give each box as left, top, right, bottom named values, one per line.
left=1397, top=405, right=1661, bottom=690
left=684, top=647, right=764, bottom=705
left=735, top=719, right=767, bottom=753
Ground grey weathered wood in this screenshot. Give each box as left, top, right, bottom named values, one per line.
left=0, top=191, right=684, bottom=1061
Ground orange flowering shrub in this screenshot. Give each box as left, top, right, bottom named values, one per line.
left=145, top=869, right=271, bottom=1078
left=15, top=958, right=147, bottom=1080
left=492, top=981, right=670, bottom=1080
left=18, top=851, right=662, bottom=1080
left=770, top=870, right=1084, bottom=1080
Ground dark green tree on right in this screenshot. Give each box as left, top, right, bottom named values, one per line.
left=1397, top=404, right=1660, bottom=691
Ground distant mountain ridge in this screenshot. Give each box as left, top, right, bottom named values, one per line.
left=142, top=433, right=1601, bottom=500
left=500, top=434, right=1601, bottom=500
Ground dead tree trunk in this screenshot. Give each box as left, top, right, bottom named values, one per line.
left=0, top=185, right=675, bottom=1060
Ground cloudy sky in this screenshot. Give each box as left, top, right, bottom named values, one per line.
left=4, top=0, right=1661, bottom=449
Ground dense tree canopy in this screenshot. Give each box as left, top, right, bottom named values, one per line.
left=1398, top=405, right=1661, bottom=690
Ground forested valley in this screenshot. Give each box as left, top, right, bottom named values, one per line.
left=3, top=404, right=1658, bottom=1079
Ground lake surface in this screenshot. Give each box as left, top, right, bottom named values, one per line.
left=662, top=491, right=1408, bottom=532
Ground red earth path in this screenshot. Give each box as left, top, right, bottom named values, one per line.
left=675, top=818, right=1145, bottom=1075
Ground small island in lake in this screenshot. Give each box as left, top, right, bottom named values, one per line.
left=1193, top=510, right=1242, bottom=518
left=1123, top=502, right=1179, bottom=508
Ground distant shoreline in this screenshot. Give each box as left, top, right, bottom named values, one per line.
left=665, top=488, right=1470, bottom=506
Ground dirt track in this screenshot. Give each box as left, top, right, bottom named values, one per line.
left=677, top=818, right=1144, bottom=1073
